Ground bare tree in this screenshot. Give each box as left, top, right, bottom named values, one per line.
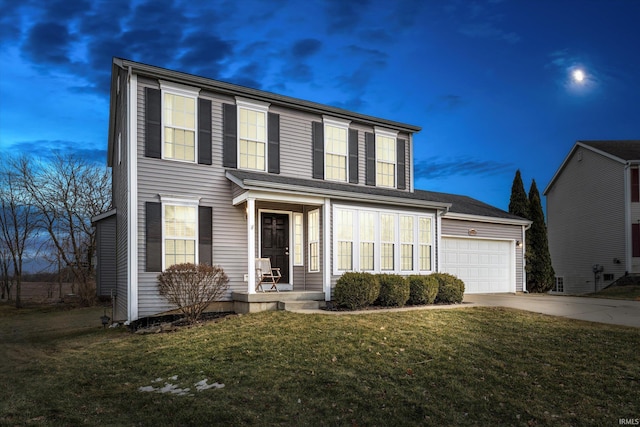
left=0, top=245, right=13, bottom=300
left=0, top=157, right=39, bottom=308
left=19, top=153, right=111, bottom=305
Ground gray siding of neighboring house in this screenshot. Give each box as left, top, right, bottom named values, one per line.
left=546, top=147, right=626, bottom=294
left=112, top=68, right=129, bottom=322
left=632, top=190, right=640, bottom=272
left=441, top=218, right=525, bottom=292
left=95, top=214, right=117, bottom=297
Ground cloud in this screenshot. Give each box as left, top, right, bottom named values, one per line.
left=446, top=0, right=520, bottom=44
left=7, top=140, right=107, bottom=164
left=22, top=22, right=77, bottom=66
left=325, top=0, right=372, bottom=32
left=414, top=156, right=513, bottom=180
left=458, top=22, right=520, bottom=44
left=292, top=38, right=322, bottom=58
left=426, top=95, right=465, bottom=114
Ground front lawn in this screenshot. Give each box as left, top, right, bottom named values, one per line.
left=1, top=304, right=638, bottom=426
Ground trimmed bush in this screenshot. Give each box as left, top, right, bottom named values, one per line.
left=431, top=273, right=465, bottom=304
left=407, top=275, right=439, bottom=305
left=334, top=272, right=379, bottom=310
left=376, top=274, right=410, bottom=307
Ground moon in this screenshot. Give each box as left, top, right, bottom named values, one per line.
left=572, top=69, right=585, bottom=83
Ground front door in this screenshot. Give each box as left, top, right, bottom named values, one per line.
left=261, top=213, right=290, bottom=284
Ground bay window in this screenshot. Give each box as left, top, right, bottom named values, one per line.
left=336, top=209, right=353, bottom=270
left=359, top=211, right=375, bottom=271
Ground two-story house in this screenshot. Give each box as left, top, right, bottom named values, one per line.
left=544, top=140, right=640, bottom=294
left=95, top=58, right=529, bottom=323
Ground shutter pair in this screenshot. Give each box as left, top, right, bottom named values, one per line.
left=144, top=87, right=212, bottom=165
left=222, top=103, right=281, bottom=173
left=312, top=123, right=359, bottom=183
left=145, top=203, right=212, bottom=272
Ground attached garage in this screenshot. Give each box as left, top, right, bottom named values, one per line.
left=441, top=237, right=514, bottom=293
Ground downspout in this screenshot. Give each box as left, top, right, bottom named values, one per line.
left=436, top=205, right=450, bottom=272
left=522, top=222, right=532, bottom=293
left=624, top=162, right=632, bottom=274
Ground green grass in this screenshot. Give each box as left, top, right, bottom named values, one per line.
left=587, top=285, right=640, bottom=301
left=1, top=303, right=639, bottom=426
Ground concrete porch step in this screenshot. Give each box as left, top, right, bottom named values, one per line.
left=278, top=300, right=325, bottom=311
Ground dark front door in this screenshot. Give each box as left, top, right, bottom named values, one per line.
left=261, top=213, right=289, bottom=283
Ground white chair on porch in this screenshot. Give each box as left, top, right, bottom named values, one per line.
left=255, top=258, right=281, bottom=292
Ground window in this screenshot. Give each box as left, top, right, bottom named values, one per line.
left=632, top=168, right=639, bottom=203
left=400, top=216, right=414, bottom=271
left=553, top=277, right=564, bottom=293
left=359, top=211, right=375, bottom=271
left=308, top=209, right=320, bottom=272
left=376, top=133, right=396, bottom=188
left=163, top=89, right=197, bottom=162
left=293, top=213, right=303, bottom=266
left=418, top=217, right=432, bottom=271
left=336, top=209, right=353, bottom=270
left=238, top=99, right=268, bottom=171
left=634, top=223, right=640, bottom=258
left=380, top=213, right=395, bottom=270
left=333, top=206, right=434, bottom=275
left=163, top=203, right=197, bottom=269
left=324, top=119, right=349, bottom=182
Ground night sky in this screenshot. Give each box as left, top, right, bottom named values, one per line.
left=1, top=0, right=639, bottom=211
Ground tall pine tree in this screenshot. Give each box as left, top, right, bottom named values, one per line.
left=508, top=170, right=529, bottom=219
left=526, top=180, right=555, bottom=292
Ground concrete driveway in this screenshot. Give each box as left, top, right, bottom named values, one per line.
left=464, top=293, right=640, bottom=328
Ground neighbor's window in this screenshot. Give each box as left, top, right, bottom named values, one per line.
left=376, top=133, right=396, bottom=188
left=308, top=209, right=320, bottom=272
left=163, top=92, right=196, bottom=162
left=325, top=122, right=348, bottom=182
left=239, top=106, right=267, bottom=171
left=293, top=213, right=303, bottom=266
left=163, top=204, right=197, bottom=268
left=336, top=209, right=353, bottom=270
left=418, top=217, right=432, bottom=271
left=359, top=211, right=375, bottom=271
left=553, top=277, right=564, bottom=293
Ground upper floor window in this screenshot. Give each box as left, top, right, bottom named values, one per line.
left=631, top=167, right=639, bottom=203
left=160, top=82, right=199, bottom=162
left=237, top=98, right=269, bottom=172
left=375, top=129, right=397, bottom=188
left=324, top=118, right=350, bottom=182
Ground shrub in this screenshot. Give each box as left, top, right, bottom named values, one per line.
left=334, top=272, right=379, bottom=310
left=431, top=273, right=465, bottom=304
left=407, top=275, right=439, bottom=305
left=376, top=274, right=410, bottom=307
left=157, top=263, right=229, bottom=324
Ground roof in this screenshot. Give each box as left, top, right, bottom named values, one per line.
left=544, top=140, right=640, bottom=195
left=227, top=169, right=528, bottom=225
left=579, top=140, right=640, bottom=162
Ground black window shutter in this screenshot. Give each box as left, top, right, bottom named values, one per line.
left=145, top=88, right=161, bottom=159
left=397, top=138, right=406, bottom=190
left=146, top=202, right=162, bottom=272
left=198, top=98, right=212, bottom=165
left=222, top=103, right=237, bottom=168
left=312, top=121, right=324, bottom=179
left=268, top=112, right=280, bottom=174
left=199, top=206, right=213, bottom=266
left=365, top=132, right=376, bottom=186
left=348, top=129, right=359, bottom=184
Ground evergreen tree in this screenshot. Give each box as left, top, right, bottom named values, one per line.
left=508, top=170, right=529, bottom=218
left=526, top=180, right=555, bottom=292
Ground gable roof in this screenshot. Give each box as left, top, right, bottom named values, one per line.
left=544, top=140, right=640, bottom=195
left=227, top=169, right=529, bottom=225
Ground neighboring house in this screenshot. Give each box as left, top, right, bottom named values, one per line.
left=94, top=58, right=529, bottom=323
left=544, top=140, right=640, bottom=294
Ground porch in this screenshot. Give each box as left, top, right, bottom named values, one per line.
left=232, top=290, right=326, bottom=314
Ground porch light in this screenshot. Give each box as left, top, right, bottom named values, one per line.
left=516, top=240, right=522, bottom=248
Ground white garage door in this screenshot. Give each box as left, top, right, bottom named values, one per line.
left=441, top=237, right=513, bottom=293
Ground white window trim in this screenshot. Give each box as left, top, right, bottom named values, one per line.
left=236, top=97, right=270, bottom=172
left=323, top=116, right=351, bottom=183
left=374, top=127, right=398, bottom=189
left=332, top=204, right=435, bottom=276
left=293, top=212, right=304, bottom=266
left=160, top=195, right=200, bottom=271
left=159, top=80, right=201, bottom=163
left=308, top=209, right=320, bottom=273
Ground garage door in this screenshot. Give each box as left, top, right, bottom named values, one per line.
left=441, top=237, right=513, bottom=293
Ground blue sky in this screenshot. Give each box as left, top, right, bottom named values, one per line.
left=1, top=0, right=639, bottom=211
